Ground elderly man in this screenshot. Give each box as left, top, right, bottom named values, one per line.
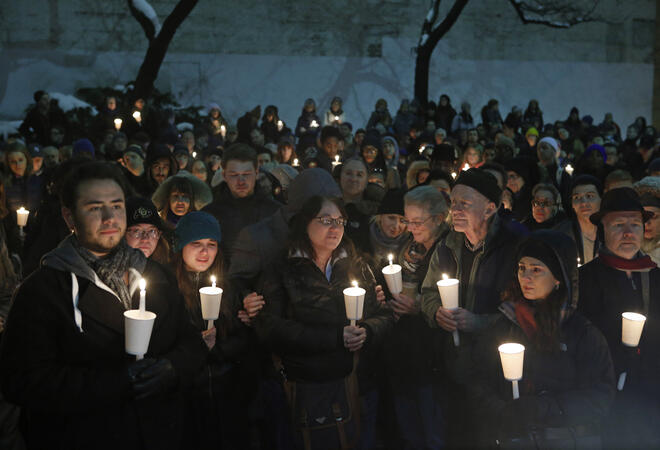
left=578, top=187, right=660, bottom=448
left=0, top=162, right=205, bottom=450
left=420, top=168, right=521, bottom=445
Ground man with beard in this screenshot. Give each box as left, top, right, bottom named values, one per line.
left=145, top=144, right=178, bottom=195
left=0, top=161, right=205, bottom=449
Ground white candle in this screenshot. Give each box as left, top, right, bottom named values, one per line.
left=334, top=115, right=339, bottom=121
left=293, top=158, right=299, bottom=167
left=382, top=254, right=402, bottom=294
left=437, top=273, right=460, bottom=346
left=211, top=275, right=216, bottom=288
left=565, top=164, right=574, bottom=176
left=132, top=111, right=141, bottom=123
left=462, top=162, right=470, bottom=171
left=451, top=172, right=457, bottom=179
left=277, top=120, right=283, bottom=131
left=498, top=343, right=525, bottom=399
left=192, top=151, right=197, bottom=158
left=200, top=284, right=223, bottom=330
left=220, top=124, right=226, bottom=137
left=332, top=155, right=341, bottom=168
left=139, top=278, right=146, bottom=313
left=622, top=312, right=646, bottom=347
left=16, top=207, right=29, bottom=227
left=114, top=118, right=122, bottom=130
left=343, top=280, right=365, bottom=326
left=310, top=120, right=319, bottom=128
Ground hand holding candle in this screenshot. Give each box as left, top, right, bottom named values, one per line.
left=498, top=343, right=525, bottom=399
left=343, top=280, right=365, bottom=326
left=220, top=124, right=226, bottom=137
left=277, top=120, right=283, bottom=131
left=437, top=273, right=460, bottom=345
left=382, top=254, right=402, bottom=294
left=618, top=312, right=647, bottom=390
left=132, top=111, right=141, bottom=123
left=200, top=275, right=223, bottom=330
left=124, top=277, right=155, bottom=360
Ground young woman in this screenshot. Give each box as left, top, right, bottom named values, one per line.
left=467, top=230, right=615, bottom=448
left=152, top=172, right=212, bottom=228
left=3, top=142, right=42, bottom=215
left=172, top=211, right=249, bottom=450
left=253, top=196, right=393, bottom=450
left=124, top=196, right=170, bottom=265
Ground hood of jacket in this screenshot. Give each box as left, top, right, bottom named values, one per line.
left=382, top=135, right=400, bottom=168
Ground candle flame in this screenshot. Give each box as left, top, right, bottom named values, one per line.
left=17, top=207, right=26, bottom=213
left=132, top=111, right=141, bottom=120
left=442, top=273, right=449, bottom=280
left=388, top=254, right=393, bottom=263
left=192, top=151, right=197, bottom=158
left=352, top=280, right=358, bottom=288
left=139, top=278, right=146, bottom=291
left=293, top=158, right=299, bottom=166
left=335, top=155, right=340, bottom=163
left=451, top=172, right=457, bottom=179
left=462, top=163, right=470, bottom=171
left=211, top=275, right=216, bottom=284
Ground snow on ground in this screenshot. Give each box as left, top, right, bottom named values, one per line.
left=0, top=37, right=652, bottom=133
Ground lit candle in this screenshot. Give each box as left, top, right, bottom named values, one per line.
left=618, top=312, right=647, bottom=390
left=114, top=118, right=122, bottom=130
left=220, top=124, right=226, bottom=137
left=200, top=278, right=223, bottom=330
left=139, top=278, right=146, bottom=313
left=310, top=120, right=319, bottom=128
left=293, top=158, right=299, bottom=167
left=211, top=275, right=216, bottom=288
left=343, top=280, right=366, bottom=326
left=437, top=273, right=460, bottom=346
left=577, top=257, right=582, bottom=268
left=382, top=255, right=402, bottom=294
left=277, top=120, right=283, bottom=131
left=498, top=343, right=525, bottom=399
left=451, top=171, right=457, bottom=179
left=565, top=164, right=574, bottom=176
left=418, top=144, right=426, bottom=155
left=192, top=151, right=197, bottom=158
left=334, top=115, right=339, bottom=121
left=462, top=162, right=470, bottom=171
left=16, top=207, right=29, bottom=228
left=132, top=111, right=141, bottom=123
left=332, top=155, right=341, bottom=168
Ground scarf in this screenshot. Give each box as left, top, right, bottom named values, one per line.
left=599, top=250, right=657, bottom=272
left=515, top=302, right=538, bottom=340
left=71, top=237, right=146, bottom=310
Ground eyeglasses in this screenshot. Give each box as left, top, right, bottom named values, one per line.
left=571, top=193, right=599, bottom=203
left=531, top=200, right=556, bottom=208
left=402, top=216, right=434, bottom=228
left=315, top=217, right=348, bottom=227
left=126, top=229, right=160, bottom=240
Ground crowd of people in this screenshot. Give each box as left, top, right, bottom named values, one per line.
left=0, top=90, right=659, bottom=450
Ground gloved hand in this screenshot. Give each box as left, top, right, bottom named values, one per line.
left=499, top=396, right=538, bottom=435
left=127, top=358, right=178, bottom=400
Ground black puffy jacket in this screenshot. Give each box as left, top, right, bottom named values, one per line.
left=254, top=251, right=394, bottom=382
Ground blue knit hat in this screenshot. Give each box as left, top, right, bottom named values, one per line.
left=174, top=211, right=221, bottom=252
left=73, top=138, right=95, bottom=157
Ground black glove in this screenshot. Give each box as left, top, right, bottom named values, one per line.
left=127, top=358, right=178, bottom=400
left=500, top=396, right=538, bottom=435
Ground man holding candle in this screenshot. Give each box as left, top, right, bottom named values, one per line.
left=577, top=187, right=660, bottom=448
left=420, top=168, right=522, bottom=445
left=0, top=161, right=206, bottom=449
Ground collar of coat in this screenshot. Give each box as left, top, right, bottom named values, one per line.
left=444, top=213, right=505, bottom=258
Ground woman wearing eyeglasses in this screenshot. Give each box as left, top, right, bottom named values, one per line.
left=253, top=195, right=393, bottom=449
left=555, top=175, right=603, bottom=264
left=172, top=211, right=250, bottom=449
left=380, top=185, right=450, bottom=449
left=124, top=196, right=170, bottom=265
left=522, top=183, right=566, bottom=232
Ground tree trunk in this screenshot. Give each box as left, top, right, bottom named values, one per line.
left=132, top=0, right=198, bottom=101
left=414, top=48, right=431, bottom=108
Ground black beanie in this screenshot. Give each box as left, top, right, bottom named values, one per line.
left=377, top=189, right=405, bottom=216
left=454, top=168, right=502, bottom=205
left=518, top=238, right=563, bottom=283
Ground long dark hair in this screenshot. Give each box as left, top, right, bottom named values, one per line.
left=163, top=177, right=195, bottom=217
left=172, top=248, right=223, bottom=313
left=501, top=278, right=566, bottom=353
left=288, top=195, right=354, bottom=262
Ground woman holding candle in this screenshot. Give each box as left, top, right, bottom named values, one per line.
left=3, top=141, right=43, bottom=218
left=467, top=230, right=615, bottom=448
left=380, top=185, right=450, bottom=449
left=172, top=211, right=250, bottom=449
left=253, top=195, right=393, bottom=450
left=368, top=189, right=409, bottom=267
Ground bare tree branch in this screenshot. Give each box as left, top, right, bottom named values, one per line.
left=509, top=0, right=600, bottom=28
left=127, top=0, right=159, bottom=42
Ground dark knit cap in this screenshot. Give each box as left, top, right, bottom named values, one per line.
left=126, top=196, right=163, bottom=229
left=454, top=168, right=502, bottom=205
left=361, top=132, right=382, bottom=153
left=590, top=187, right=653, bottom=224
left=518, top=237, right=564, bottom=283
left=72, top=138, right=95, bottom=157
left=174, top=211, right=221, bottom=252
left=320, top=126, right=341, bottom=143
left=377, top=189, right=405, bottom=216
left=571, top=174, right=603, bottom=196
left=585, top=144, right=607, bottom=163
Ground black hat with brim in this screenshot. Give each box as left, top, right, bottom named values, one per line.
left=589, top=187, right=654, bottom=224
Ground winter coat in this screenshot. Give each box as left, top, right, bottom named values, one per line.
left=467, top=229, right=615, bottom=447
left=554, top=218, right=601, bottom=264
left=0, top=238, right=206, bottom=450
left=323, top=110, right=346, bottom=127
left=4, top=173, right=43, bottom=216
left=451, top=112, right=474, bottom=134
left=420, top=214, right=523, bottom=382
left=295, top=111, right=321, bottom=139
left=434, top=104, right=456, bottom=132
left=203, top=182, right=281, bottom=266
left=253, top=251, right=394, bottom=382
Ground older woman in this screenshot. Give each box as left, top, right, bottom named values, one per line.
left=522, top=183, right=566, bottom=231
left=468, top=230, right=614, bottom=448
left=340, top=157, right=379, bottom=253
left=381, top=185, right=450, bottom=449
left=254, top=195, right=393, bottom=449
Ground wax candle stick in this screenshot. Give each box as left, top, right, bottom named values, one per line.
left=139, top=278, right=146, bottom=313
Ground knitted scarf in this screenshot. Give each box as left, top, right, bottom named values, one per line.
left=599, top=250, right=657, bottom=272
left=72, top=237, right=146, bottom=310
